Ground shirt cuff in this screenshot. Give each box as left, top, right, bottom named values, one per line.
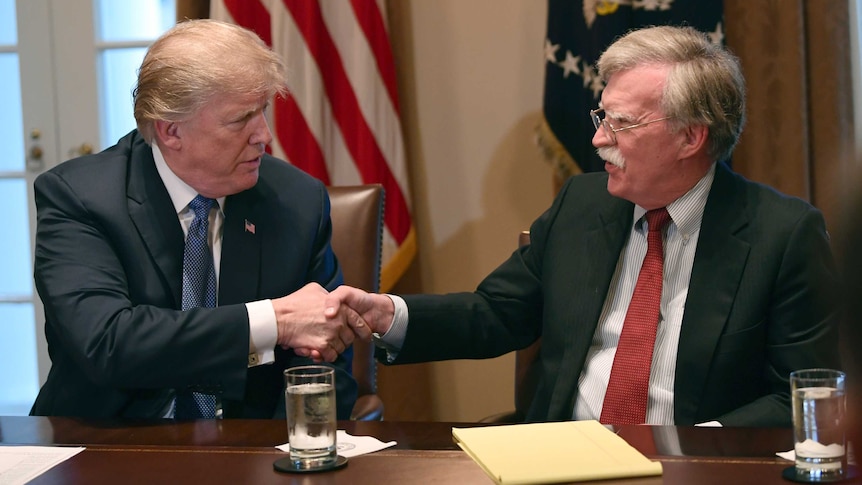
left=246, top=300, right=276, bottom=367
left=372, top=294, right=408, bottom=362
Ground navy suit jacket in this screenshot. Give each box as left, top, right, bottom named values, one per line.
left=395, top=163, right=840, bottom=426
left=30, top=130, right=357, bottom=419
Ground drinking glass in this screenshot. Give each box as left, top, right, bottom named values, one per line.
left=790, top=368, right=846, bottom=481
left=284, top=365, right=337, bottom=470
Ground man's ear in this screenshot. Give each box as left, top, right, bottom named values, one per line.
left=153, top=120, right=181, bottom=150
left=679, top=124, right=708, bottom=159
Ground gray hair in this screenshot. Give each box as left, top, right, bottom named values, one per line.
left=133, top=19, right=287, bottom=143
left=598, top=25, right=746, bottom=162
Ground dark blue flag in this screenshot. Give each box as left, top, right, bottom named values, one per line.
left=538, top=0, right=724, bottom=178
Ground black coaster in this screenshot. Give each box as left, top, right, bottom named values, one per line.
left=782, top=465, right=858, bottom=483
left=273, top=455, right=348, bottom=474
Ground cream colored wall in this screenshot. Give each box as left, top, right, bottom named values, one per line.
left=388, top=1, right=554, bottom=422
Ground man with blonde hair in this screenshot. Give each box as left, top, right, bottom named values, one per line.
left=31, top=19, right=367, bottom=420
left=328, top=25, right=840, bottom=426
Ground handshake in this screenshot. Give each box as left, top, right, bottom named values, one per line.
left=271, top=283, right=394, bottom=362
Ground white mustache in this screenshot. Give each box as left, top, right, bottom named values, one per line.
left=597, top=147, right=626, bottom=169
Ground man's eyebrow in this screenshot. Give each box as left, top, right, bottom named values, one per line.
left=234, top=103, right=266, bottom=120
left=605, top=108, right=636, bottom=122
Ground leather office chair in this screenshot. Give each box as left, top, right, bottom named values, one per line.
left=481, top=230, right=542, bottom=423
left=327, top=184, right=386, bottom=421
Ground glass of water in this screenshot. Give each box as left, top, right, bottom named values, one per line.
left=284, top=365, right=338, bottom=470
left=790, top=368, right=846, bottom=481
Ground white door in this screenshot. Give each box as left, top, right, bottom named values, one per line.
left=0, top=0, right=175, bottom=415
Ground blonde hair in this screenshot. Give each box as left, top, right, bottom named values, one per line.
left=133, top=19, right=287, bottom=143
left=598, top=26, right=746, bottom=162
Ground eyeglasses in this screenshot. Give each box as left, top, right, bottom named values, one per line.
left=589, top=108, right=672, bottom=144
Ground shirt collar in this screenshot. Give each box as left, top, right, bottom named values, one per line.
left=152, top=143, right=226, bottom=214
left=633, top=162, right=716, bottom=234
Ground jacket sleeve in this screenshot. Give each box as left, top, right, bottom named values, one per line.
left=34, top=169, right=250, bottom=399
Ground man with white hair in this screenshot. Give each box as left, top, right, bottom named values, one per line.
left=31, top=20, right=368, bottom=420
left=328, top=25, right=840, bottom=427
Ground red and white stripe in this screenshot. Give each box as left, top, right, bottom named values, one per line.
left=211, top=0, right=415, bottom=291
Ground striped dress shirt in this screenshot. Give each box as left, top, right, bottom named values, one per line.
left=573, top=164, right=715, bottom=424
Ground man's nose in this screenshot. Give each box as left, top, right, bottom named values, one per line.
left=592, top=126, right=612, bottom=148
left=250, top=112, right=273, bottom=146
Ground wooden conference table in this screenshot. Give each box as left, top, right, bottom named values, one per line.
left=0, top=416, right=808, bottom=484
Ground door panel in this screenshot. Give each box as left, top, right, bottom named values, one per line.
left=0, top=0, right=174, bottom=415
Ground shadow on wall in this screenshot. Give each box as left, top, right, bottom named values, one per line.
left=381, top=111, right=554, bottom=422
left=432, top=111, right=553, bottom=292
left=423, top=111, right=554, bottom=422
left=378, top=0, right=553, bottom=422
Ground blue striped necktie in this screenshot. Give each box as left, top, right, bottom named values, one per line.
left=175, top=195, right=218, bottom=419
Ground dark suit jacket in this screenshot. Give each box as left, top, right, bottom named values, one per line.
left=30, top=130, right=357, bottom=419
left=395, top=163, right=840, bottom=427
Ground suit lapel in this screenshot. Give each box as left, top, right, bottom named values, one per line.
left=673, top=163, right=751, bottom=423
left=546, top=199, right=633, bottom=420
left=126, top=137, right=185, bottom=308
left=219, top=186, right=264, bottom=305
left=126, top=135, right=267, bottom=309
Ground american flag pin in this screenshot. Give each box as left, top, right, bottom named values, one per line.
left=244, top=219, right=256, bottom=234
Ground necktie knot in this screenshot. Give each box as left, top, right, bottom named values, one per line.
left=645, top=208, right=670, bottom=233
left=189, top=195, right=215, bottom=220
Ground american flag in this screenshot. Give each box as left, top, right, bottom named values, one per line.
left=211, top=0, right=415, bottom=291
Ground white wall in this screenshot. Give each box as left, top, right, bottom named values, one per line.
left=389, top=0, right=554, bottom=421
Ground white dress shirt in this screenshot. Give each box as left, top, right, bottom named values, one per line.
left=573, top=164, right=714, bottom=424
left=380, top=165, right=716, bottom=424
left=152, top=144, right=276, bottom=368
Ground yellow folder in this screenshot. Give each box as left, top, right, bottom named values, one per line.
left=452, top=420, right=663, bottom=484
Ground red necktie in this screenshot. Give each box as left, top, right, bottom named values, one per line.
left=600, top=208, right=671, bottom=425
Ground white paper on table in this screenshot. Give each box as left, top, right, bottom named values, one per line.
left=777, top=449, right=796, bottom=461
left=695, top=421, right=723, bottom=427
left=0, top=446, right=85, bottom=485
left=276, top=430, right=396, bottom=458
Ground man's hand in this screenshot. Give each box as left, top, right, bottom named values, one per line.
left=324, top=286, right=396, bottom=336
left=272, top=283, right=372, bottom=362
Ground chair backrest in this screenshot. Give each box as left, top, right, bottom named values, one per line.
left=327, top=184, right=385, bottom=420
left=328, top=185, right=384, bottom=293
